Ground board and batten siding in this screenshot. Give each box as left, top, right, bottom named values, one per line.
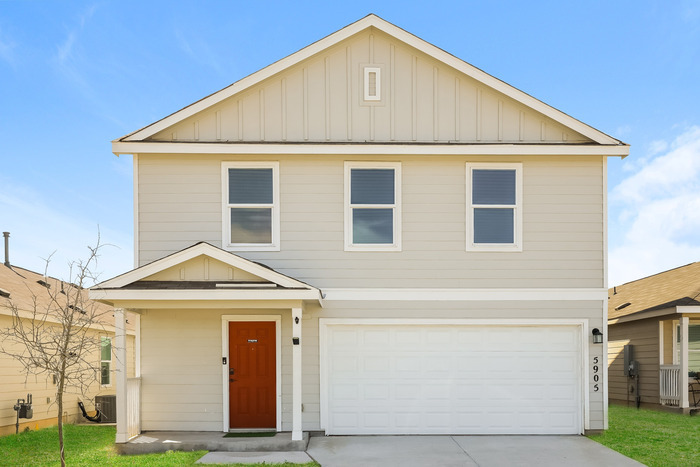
left=137, top=154, right=604, bottom=289
left=148, top=29, right=588, bottom=145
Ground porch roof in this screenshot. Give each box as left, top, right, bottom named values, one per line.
left=89, top=242, right=322, bottom=306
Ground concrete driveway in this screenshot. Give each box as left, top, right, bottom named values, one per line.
left=305, top=435, right=643, bottom=467
left=198, top=435, right=643, bottom=466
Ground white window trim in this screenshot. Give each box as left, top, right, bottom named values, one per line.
left=363, top=67, right=381, bottom=101
left=100, top=336, right=112, bottom=387
left=221, top=161, right=280, bottom=251
left=466, top=162, right=523, bottom=252
left=344, top=161, right=401, bottom=252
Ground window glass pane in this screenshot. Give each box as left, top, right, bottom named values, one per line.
left=101, top=362, right=110, bottom=385
left=228, top=168, right=273, bottom=204
left=474, top=208, right=514, bottom=244
left=351, top=169, right=395, bottom=205
left=690, top=325, right=700, bottom=351
left=353, top=208, right=393, bottom=244
left=101, top=337, right=111, bottom=361
left=473, top=169, right=516, bottom=205
left=230, top=208, right=272, bottom=244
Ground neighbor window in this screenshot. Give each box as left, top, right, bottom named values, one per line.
left=100, top=337, right=111, bottom=386
left=345, top=162, right=401, bottom=251
left=676, top=323, right=700, bottom=372
left=222, top=162, right=280, bottom=251
left=466, top=163, right=522, bottom=251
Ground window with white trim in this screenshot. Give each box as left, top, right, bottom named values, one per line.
left=222, top=162, right=280, bottom=251
left=345, top=162, right=401, bottom=251
left=100, top=336, right=111, bottom=386
left=466, top=163, right=522, bottom=251
left=675, top=323, right=700, bottom=372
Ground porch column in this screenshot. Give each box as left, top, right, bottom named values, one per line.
left=292, top=307, right=302, bottom=441
left=659, top=321, right=664, bottom=365
left=680, top=316, right=689, bottom=408
left=114, top=307, right=129, bottom=443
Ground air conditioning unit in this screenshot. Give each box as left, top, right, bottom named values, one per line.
left=95, top=395, right=117, bottom=423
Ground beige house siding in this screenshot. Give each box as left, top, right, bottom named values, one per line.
left=149, top=29, right=589, bottom=145
left=137, top=154, right=604, bottom=289
left=0, top=314, right=136, bottom=435
left=137, top=300, right=605, bottom=432
left=608, top=318, right=659, bottom=405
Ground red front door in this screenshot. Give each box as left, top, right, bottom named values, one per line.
left=228, top=321, right=276, bottom=429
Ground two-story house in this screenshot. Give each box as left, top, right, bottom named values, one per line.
left=91, top=14, right=629, bottom=443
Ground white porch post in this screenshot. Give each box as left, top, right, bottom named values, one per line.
left=134, top=313, right=141, bottom=377
left=680, top=316, right=689, bottom=408
left=115, top=307, right=129, bottom=443
left=659, top=321, right=664, bottom=365
left=292, top=307, right=303, bottom=441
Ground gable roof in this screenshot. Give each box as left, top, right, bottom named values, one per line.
left=115, top=14, right=627, bottom=152
left=608, top=261, right=700, bottom=321
left=90, top=242, right=321, bottom=304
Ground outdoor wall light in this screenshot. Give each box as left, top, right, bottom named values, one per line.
left=592, top=328, right=603, bottom=344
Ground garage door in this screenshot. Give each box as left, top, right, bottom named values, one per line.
left=323, top=323, right=582, bottom=435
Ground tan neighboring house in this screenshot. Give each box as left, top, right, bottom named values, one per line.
left=608, top=262, right=700, bottom=412
left=90, top=14, right=629, bottom=443
left=0, top=244, right=136, bottom=436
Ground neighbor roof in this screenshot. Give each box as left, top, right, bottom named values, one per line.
left=608, top=262, right=700, bottom=320
left=0, top=264, right=134, bottom=331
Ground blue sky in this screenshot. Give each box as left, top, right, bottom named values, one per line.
left=1, top=1, right=699, bottom=286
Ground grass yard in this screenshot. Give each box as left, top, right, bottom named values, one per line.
left=0, top=425, right=318, bottom=466
left=588, top=404, right=700, bottom=466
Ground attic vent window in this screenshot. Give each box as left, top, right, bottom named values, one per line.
left=0, top=288, right=10, bottom=298
left=68, top=304, right=86, bottom=315
left=614, top=302, right=631, bottom=311
left=37, top=279, right=50, bottom=289
left=364, top=67, right=381, bottom=101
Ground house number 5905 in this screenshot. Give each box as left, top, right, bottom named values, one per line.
left=592, top=356, right=600, bottom=392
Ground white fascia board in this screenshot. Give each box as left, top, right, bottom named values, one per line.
left=93, top=242, right=313, bottom=290
left=113, top=141, right=629, bottom=157
left=608, top=307, right=677, bottom=324
left=676, top=306, right=700, bottom=314
left=89, top=288, right=321, bottom=302
left=120, top=15, right=622, bottom=147
left=322, top=288, right=608, bottom=301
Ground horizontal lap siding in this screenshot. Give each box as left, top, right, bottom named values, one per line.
left=138, top=154, right=603, bottom=289
left=608, top=319, right=659, bottom=405
left=0, top=315, right=134, bottom=434
left=139, top=309, right=294, bottom=432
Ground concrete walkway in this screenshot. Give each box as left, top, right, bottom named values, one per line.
left=197, top=435, right=644, bottom=466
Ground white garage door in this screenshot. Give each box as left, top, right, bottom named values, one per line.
left=323, top=324, right=582, bottom=435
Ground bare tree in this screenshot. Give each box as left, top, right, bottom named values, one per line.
left=0, top=241, right=111, bottom=467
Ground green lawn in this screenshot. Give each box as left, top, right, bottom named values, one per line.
left=588, top=404, right=700, bottom=466
left=0, top=425, right=318, bottom=466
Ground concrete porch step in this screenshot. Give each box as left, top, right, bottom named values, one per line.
left=116, top=431, right=309, bottom=455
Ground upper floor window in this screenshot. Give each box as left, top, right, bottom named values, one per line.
left=222, top=162, right=280, bottom=251
left=344, top=162, right=401, bottom=251
left=466, top=163, right=522, bottom=252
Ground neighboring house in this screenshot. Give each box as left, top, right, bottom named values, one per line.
left=0, top=237, right=136, bottom=436
left=608, top=262, right=700, bottom=411
left=90, top=14, right=629, bottom=443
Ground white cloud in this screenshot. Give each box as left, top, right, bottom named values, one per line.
left=0, top=179, right=132, bottom=286
left=609, top=126, right=700, bottom=285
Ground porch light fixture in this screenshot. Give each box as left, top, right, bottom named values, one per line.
left=592, top=328, right=603, bottom=344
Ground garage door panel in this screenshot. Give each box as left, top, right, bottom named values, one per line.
left=325, top=324, right=582, bottom=435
